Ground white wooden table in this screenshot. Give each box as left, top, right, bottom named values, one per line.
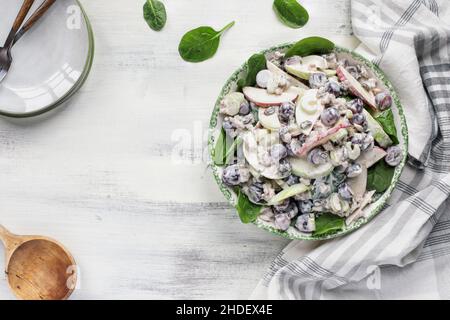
left=0, top=0, right=358, bottom=299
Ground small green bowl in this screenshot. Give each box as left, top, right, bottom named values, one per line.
left=208, top=43, right=408, bottom=240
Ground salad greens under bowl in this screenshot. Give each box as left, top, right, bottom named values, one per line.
left=208, top=39, right=408, bottom=240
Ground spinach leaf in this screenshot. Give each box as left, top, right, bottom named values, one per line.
left=273, top=0, right=309, bottom=29
left=237, top=53, right=267, bottom=89
left=143, top=0, right=167, bottom=31
left=375, top=109, right=399, bottom=145
left=285, top=36, right=335, bottom=58
left=367, top=160, right=395, bottom=193
left=213, top=129, right=241, bottom=166
left=213, top=129, right=227, bottom=166
left=313, top=213, right=345, bottom=237
left=236, top=190, right=263, bottom=224
left=178, top=21, right=235, bottom=63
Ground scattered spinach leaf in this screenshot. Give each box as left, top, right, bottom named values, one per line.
left=143, top=0, right=167, bottom=31
left=178, top=21, right=235, bottom=63
left=285, top=36, right=335, bottom=58
left=367, top=160, right=395, bottom=193
left=237, top=53, right=267, bottom=89
left=375, top=109, right=399, bottom=145
left=273, top=0, right=309, bottom=29
left=313, top=213, right=345, bottom=237
left=236, top=190, right=263, bottom=224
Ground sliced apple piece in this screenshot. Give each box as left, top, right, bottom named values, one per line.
left=254, top=128, right=279, bottom=146
left=243, top=87, right=298, bottom=107
left=285, top=55, right=328, bottom=80
left=258, top=108, right=281, bottom=131
left=285, top=63, right=312, bottom=80
left=266, top=60, right=309, bottom=89
left=290, top=86, right=307, bottom=101
left=295, top=89, right=324, bottom=135
left=290, top=157, right=334, bottom=179
left=302, top=55, right=328, bottom=70
left=364, top=110, right=393, bottom=148
left=267, top=183, right=309, bottom=206
left=242, top=129, right=289, bottom=180
left=348, top=148, right=386, bottom=201
left=242, top=131, right=265, bottom=173
left=357, top=146, right=387, bottom=168
left=296, top=121, right=352, bottom=157
left=336, top=66, right=377, bottom=111
left=348, top=165, right=368, bottom=201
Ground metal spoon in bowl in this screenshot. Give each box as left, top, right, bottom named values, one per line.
left=0, top=0, right=57, bottom=83
left=0, top=225, right=77, bottom=300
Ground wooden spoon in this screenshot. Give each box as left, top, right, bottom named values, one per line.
left=0, top=225, right=77, bottom=300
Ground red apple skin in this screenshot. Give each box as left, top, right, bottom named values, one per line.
left=296, top=121, right=351, bottom=157
left=243, top=87, right=298, bottom=107
left=336, top=66, right=378, bottom=112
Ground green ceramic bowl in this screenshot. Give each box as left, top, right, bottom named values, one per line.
left=208, top=43, right=408, bottom=240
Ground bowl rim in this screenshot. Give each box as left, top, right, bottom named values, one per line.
left=208, top=42, right=409, bottom=241
left=0, top=0, right=95, bottom=118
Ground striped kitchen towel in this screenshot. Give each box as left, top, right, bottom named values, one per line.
left=251, top=0, right=450, bottom=300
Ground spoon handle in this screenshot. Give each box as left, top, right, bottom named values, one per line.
left=3, top=0, right=36, bottom=48
left=0, top=224, right=12, bottom=240
left=0, top=225, right=21, bottom=255
left=13, top=0, right=57, bottom=45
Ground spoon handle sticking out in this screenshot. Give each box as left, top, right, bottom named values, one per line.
left=13, top=0, right=57, bottom=45
left=0, top=225, right=25, bottom=265
left=3, top=0, right=36, bottom=48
